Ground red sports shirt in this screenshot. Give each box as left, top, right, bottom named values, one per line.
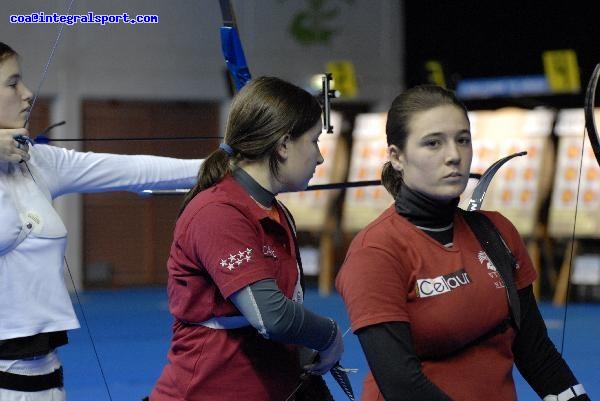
left=151, top=175, right=302, bottom=401
left=336, top=207, right=537, bottom=401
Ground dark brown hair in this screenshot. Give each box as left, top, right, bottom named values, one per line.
left=181, top=76, right=322, bottom=212
left=381, top=85, right=468, bottom=197
left=0, top=42, right=17, bottom=63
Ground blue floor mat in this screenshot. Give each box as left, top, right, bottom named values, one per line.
left=62, top=287, right=599, bottom=401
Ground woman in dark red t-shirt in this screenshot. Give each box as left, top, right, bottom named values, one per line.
left=150, top=77, right=344, bottom=401
left=337, top=84, right=590, bottom=401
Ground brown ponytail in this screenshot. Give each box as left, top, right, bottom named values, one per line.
left=179, top=149, right=233, bottom=215
left=381, top=161, right=403, bottom=199
left=179, top=76, right=321, bottom=215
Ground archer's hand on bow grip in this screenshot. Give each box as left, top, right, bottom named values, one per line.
left=0, top=129, right=31, bottom=163
left=307, top=322, right=344, bottom=375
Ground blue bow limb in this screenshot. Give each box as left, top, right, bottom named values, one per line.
left=220, top=26, right=252, bottom=91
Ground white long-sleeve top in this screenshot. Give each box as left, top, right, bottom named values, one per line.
left=0, top=144, right=202, bottom=340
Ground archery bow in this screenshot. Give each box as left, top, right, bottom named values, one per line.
left=219, top=0, right=338, bottom=136
left=558, top=63, right=600, bottom=354
left=466, top=151, right=528, bottom=211
left=13, top=1, right=115, bottom=400
left=550, top=63, right=600, bottom=356
left=584, top=63, right=600, bottom=166
left=466, top=63, right=600, bottom=359
left=218, top=1, right=355, bottom=400
left=219, top=0, right=251, bottom=92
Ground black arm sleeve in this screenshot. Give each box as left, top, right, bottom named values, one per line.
left=513, top=285, right=590, bottom=400
left=357, top=322, right=453, bottom=401
left=230, top=279, right=336, bottom=351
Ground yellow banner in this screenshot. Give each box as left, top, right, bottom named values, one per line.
left=543, top=49, right=581, bottom=93
left=425, top=60, right=446, bottom=87
left=326, top=60, right=358, bottom=98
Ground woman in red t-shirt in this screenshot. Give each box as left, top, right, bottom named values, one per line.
left=336, top=85, right=590, bottom=401
left=149, top=77, right=344, bottom=401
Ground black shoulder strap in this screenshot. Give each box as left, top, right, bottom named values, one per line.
left=460, top=210, right=521, bottom=329
left=277, top=200, right=306, bottom=292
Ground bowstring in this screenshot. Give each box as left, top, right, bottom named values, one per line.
left=39, top=135, right=223, bottom=142
left=558, top=129, right=585, bottom=355
left=24, top=0, right=75, bottom=128
left=20, top=165, right=114, bottom=401
left=20, top=0, right=114, bottom=399
left=559, top=67, right=600, bottom=355
left=63, top=256, right=114, bottom=401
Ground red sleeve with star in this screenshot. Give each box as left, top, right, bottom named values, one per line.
left=179, top=202, right=287, bottom=299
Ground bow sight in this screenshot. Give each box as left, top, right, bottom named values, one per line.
left=322, top=72, right=337, bottom=134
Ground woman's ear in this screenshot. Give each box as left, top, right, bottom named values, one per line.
left=276, top=134, right=291, bottom=160
left=388, top=144, right=404, bottom=172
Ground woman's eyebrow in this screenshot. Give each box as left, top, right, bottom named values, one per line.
left=3, top=73, right=21, bottom=82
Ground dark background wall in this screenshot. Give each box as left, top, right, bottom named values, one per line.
left=404, top=1, right=600, bottom=108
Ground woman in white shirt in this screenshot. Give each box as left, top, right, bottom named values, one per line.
left=0, top=41, right=203, bottom=401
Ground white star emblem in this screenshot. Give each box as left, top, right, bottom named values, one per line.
left=220, top=248, right=253, bottom=271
